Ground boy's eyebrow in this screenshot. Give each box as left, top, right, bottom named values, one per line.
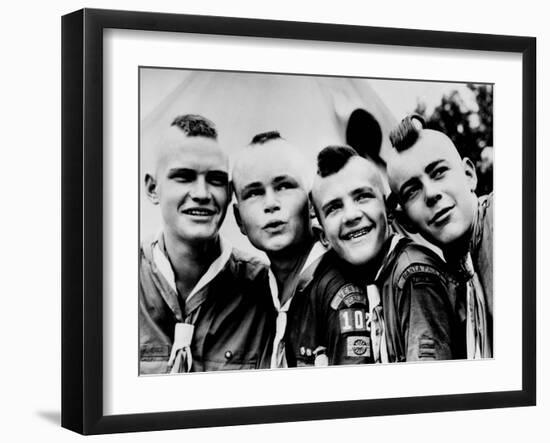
left=206, top=170, right=229, bottom=178
left=424, top=159, right=446, bottom=175
left=399, top=177, right=420, bottom=197
left=240, top=181, right=263, bottom=194
left=398, top=159, right=447, bottom=196
left=273, top=174, right=296, bottom=182
left=272, top=175, right=299, bottom=185
left=167, top=167, right=196, bottom=175
left=321, top=197, right=341, bottom=213
left=351, top=185, right=377, bottom=196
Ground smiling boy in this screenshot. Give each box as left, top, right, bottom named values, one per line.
left=139, top=115, right=275, bottom=374
left=232, top=132, right=374, bottom=367
left=310, top=145, right=461, bottom=362
left=386, top=115, right=492, bottom=358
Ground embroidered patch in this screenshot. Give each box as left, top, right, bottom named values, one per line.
left=339, top=308, right=369, bottom=333
left=346, top=336, right=371, bottom=357
left=330, top=284, right=367, bottom=310
left=140, top=345, right=170, bottom=361
left=397, top=264, right=446, bottom=290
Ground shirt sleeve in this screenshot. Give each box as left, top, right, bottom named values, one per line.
left=314, top=279, right=374, bottom=366
left=399, top=272, right=454, bottom=361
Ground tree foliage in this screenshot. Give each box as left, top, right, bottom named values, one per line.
left=415, top=84, right=493, bottom=195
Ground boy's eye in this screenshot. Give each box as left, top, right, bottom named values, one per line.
left=431, top=166, right=448, bottom=180
left=206, top=171, right=229, bottom=187
left=275, top=179, right=298, bottom=192
left=356, top=191, right=375, bottom=202
left=242, top=188, right=264, bottom=200
left=169, top=170, right=196, bottom=182
left=276, top=182, right=292, bottom=191
left=401, top=185, right=420, bottom=203
left=323, top=202, right=342, bottom=217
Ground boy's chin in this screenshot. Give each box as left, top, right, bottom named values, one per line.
left=428, top=225, right=470, bottom=252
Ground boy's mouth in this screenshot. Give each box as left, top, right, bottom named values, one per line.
left=181, top=207, right=217, bottom=217
left=429, top=206, right=454, bottom=226
left=263, top=220, right=287, bottom=233
left=341, top=225, right=373, bottom=241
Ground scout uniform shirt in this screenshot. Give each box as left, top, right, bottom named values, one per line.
left=291, top=235, right=460, bottom=365
left=268, top=242, right=326, bottom=368
left=139, top=234, right=276, bottom=374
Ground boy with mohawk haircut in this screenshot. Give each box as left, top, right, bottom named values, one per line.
left=232, top=131, right=373, bottom=367
left=386, top=115, right=492, bottom=359
left=309, top=145, right=461, bottom=363
left=139, top=114, right=275, bottom=374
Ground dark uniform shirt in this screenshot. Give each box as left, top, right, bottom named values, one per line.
left=285, top=251, right=373, bottom=366
left=287, top=235, right=461, bottom=366
left=139, top=235, right=276, bottom=374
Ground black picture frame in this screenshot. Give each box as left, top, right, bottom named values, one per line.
left=61, top=8, right=536, bottom=435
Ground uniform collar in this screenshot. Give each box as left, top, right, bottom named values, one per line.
left=151, top=232, right=232, bottom=304
left=268, top=241, right=326, bottom=311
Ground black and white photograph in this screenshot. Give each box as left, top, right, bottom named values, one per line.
left=139, top=68, right=494, bottom=375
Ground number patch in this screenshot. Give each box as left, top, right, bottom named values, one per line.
left=339, top=308, right=369, bottom=333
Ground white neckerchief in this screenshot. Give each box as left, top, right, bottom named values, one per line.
left=269, top=242, right=326, bottom=368
left=151, top=234, right=232, bottom=372
left=366, top=234, right=404, bottom=364
left=464, top=253, right=491, bottom=359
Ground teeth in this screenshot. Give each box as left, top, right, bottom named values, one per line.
left=186, top=209, right=213, bottom=215
left=344, top=227, right=370, bottom=240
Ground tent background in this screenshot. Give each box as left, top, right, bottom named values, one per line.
left=140, top=68, right=399, bottom=255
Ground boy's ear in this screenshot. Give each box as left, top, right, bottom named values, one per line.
left=308, top=198, right=317, bottom=221
left=315, top=224, right=330, bottom=249
left=462, top=157, right=478, bottom=193
left=145, top=173, right=160, bottom=205
left=233, top=203, right=247, bottom=236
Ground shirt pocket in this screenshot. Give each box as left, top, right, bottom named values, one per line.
left=139, top=344, right=170, bottom=375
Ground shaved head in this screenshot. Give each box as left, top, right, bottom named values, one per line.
left=386, top=123, right=478, bottom=250
left=232, top=136, right=313, bottom=195
left=151, top=126, right=228, bottom=177
left=387, top=129, right=463, bottom=195
left=231, top=133, right=314, bottom=255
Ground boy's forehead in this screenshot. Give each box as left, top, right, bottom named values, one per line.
left=232, top=140, right=311, bottom=188
left=156, top=131, right=228, bottom=171
left=387, top=130, right=461, bottom=186
left=312, top=156, right=384, bottom=203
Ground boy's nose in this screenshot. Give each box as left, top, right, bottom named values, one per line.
left=264, top=188, right=281, bottom=213
left=342, top=202, right=362, bottom=225
left=190, top=176, right=210, bottom=202
left=424, top=181, right=442, bottom=207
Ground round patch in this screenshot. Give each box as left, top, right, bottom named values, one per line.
left=351, top=338, right=368, bottom=356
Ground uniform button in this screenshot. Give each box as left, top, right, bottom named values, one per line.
left=225, top=351, right=232, bottom=359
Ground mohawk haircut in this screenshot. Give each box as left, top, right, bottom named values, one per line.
left=389, top=114, right=426, bottom=152
left=316, top=145, right=359, bottom=178
left=250, top=130, right=282, bottom=145
left=171, top=114, right=218, bottom=139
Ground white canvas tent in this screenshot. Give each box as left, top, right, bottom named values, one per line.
left=140, top=69, right=398, bottom=254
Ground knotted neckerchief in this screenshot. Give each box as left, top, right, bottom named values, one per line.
left=152, top=235, right=232, bottom=373
left=269, top=242, right=326, bottom=369
left=366, top=235, right=406, bottom=364
left=456, top=253, right=491, bottom=359
left=448, top=197, right=492, bottom=360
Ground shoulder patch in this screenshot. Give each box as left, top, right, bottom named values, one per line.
left=396, top=263, right=447, bottom=290
left=330, top=284, right=367, bottom=310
